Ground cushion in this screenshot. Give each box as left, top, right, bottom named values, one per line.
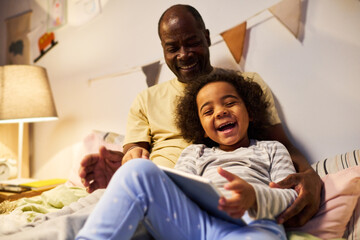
left=312, top=150, right=360, bottom=240
left=344, top=198, right=360, bottom=240
left=287, top=149, right=360, bottom=240
left=66, top=130, right=124, bottom=187
left=291, top=166, right=360, bottom=239
left=312, top=150, right=360, bottom=178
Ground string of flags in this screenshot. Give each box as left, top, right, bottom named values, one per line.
left=269, top=0, right=302, bottom=38
left=88, top=0, right=302, bottom=87
left=5, top=0, right=301, bottom=88
left=220, top=22, right=247, bottom=64
left=141, top=61, right=162, bottom=87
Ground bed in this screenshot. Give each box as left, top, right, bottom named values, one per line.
left=0, top=130, right=359, bottom=240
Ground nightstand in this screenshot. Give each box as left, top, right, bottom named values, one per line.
left=0, top=186, right=55, bottom=203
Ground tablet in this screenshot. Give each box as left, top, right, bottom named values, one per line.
left=159, top=166, right=246, bottom=226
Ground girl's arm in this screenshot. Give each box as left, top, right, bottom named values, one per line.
left=217, top=167, right=257, bottom=219
left=218, top=142, right=299, bottom=220
left=217, top=166, right=298, bottom=220
left=266, top=124, right=322, bottom=226
left=250, top=141, right=298, bottom=220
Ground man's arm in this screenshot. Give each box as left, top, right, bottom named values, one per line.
left=266, top=124, right=311, bottom=172
left=266, top=123, right=323, bottom=227
left=79, top=142, right=151, bottom=193
left=79, top=146, right=124, bottom=193
left=122, top=142, right=150, bottom=164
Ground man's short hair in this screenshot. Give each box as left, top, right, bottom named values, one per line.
left=158, top=4, right=206, bottom=37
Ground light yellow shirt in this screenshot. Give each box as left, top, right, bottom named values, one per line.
left=242, top=72, right=280, bottom=125
left=124, top=72, right=280, bottom=168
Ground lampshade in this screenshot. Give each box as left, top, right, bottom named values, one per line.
left=0, top=65, right=58, bottom=123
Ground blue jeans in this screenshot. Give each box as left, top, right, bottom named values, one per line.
left=76, top=158, right=286, bottom=240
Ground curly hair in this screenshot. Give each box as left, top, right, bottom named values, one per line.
left=175, top=68, right=271, bottom=147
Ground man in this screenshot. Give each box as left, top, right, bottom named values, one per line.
left=79, top=4, right=321, bottom=227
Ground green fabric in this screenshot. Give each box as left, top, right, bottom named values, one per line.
left=14, top=185, right=88, bottom=222
left=287, top=231, right=345, bottom=240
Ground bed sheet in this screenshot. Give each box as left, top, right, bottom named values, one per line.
left=0, top=186, right=101, bottom=240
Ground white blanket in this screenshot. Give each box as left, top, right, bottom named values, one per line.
left=0, top=188, right=103, bottom=240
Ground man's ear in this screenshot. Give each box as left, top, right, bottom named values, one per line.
left=205, top=29, right=211, bottom=46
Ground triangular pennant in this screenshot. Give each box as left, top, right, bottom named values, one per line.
left=220, top=22, right=247, bottom=64
left=141, top=61, right=161, bottom=87
left=269, top=0, right=301, bottom=38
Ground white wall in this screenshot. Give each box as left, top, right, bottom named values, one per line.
left=1, top=0, right=359, bottom=179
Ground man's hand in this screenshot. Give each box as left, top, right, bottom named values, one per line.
left=217, top=167, right=257, bottom=219
left=122, top=146, right=150, bottom=165
left=79, top=146, right=124, bottom=193
left=270, top=169, right=322, bottom=227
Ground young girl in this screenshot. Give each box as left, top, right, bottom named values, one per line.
left=76, top=68, right=297, bottom=240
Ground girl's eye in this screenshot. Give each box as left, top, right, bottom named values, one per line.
left=203, top=109, right=213, bottom=116
left=225, top=102, right=235, bottom=107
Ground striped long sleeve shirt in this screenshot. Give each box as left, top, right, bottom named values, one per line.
left=174, top=140, right=298, bottom=220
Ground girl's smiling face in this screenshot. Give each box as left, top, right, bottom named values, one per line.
left=196, top=81, right=250, bottom=151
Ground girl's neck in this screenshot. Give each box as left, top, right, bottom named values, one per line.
left=218, top=137, right=251, bottom=152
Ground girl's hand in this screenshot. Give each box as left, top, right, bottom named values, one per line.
left=217, top=167, right=257, bottom=218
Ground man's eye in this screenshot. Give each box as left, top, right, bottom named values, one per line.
left=191, top=41, right=201, bottom=46
left=166, top=47, right=178, bottom=53
left=188, top=41, right=201, bottom=48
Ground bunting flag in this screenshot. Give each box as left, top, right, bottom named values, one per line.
left=89, top=0, right=304, bottom=85
left=269, top=0, right=301, bottom=39
left=220, top=22, right=247, bottom=64
left=141, top=61, right=161, bottom=87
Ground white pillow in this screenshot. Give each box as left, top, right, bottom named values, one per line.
left=66, top=130, right=124, bottom=187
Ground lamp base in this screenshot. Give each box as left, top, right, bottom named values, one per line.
left=17, top=122, right=30, bottom=179
left=0, top=123, right=29, bottom=179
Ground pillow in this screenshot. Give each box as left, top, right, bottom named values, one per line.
left=344, top=197, right=360, bottom=240
left=312, top=150, right=360, bottom=178
left=66, top=130, right=124, bottom=187
left=288, top=165, right=360, bottom=239
left=311, top=149, right=360, bottom=240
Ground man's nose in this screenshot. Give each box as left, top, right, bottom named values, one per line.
left=178, top=47, right=190, bottom=59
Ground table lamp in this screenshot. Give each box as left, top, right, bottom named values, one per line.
left=0, top=65, right=58, bottom=179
